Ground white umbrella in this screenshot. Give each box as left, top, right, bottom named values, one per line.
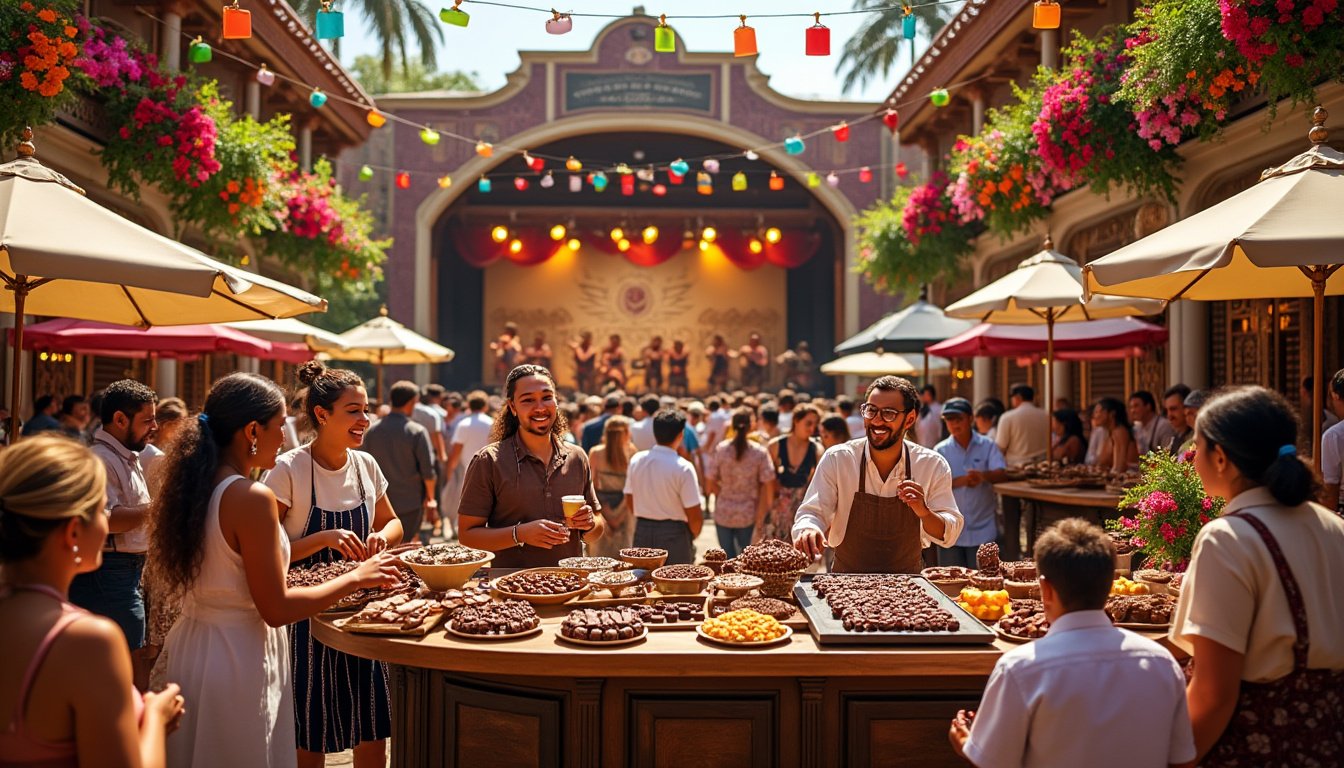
left=323, top=307, right=454, bottom=402
left=834, top=290, right=976, bottom=383
left=1, top=130, right=324, bottom=438
left=224, top=317, right=349, bottom=352
left=1084, top=107, right=1343, bottom=466
left=946, top=239, right=1166, bottom=464
left=821, top=351, right=952, bottom=378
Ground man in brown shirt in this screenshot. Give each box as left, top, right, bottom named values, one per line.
left=458, top=365, right=604, bottom=568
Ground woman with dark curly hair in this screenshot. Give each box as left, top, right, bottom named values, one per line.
left=150, top=372, right=399, bottom=768
left=458, top=365, right=604, bottom=567
left=263, top=362, right=406, bottom=768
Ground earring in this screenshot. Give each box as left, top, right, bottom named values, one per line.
left=250, top=438, right=258, bottom=456
left=73, top=544, right=82, bottom=566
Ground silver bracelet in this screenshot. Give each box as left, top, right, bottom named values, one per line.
left=512, top=522, right=524, bottom=547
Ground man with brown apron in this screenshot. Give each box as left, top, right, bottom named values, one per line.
left=792, top=376, right=963, bottom=573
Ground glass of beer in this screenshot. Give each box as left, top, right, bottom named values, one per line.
left=561, top=495, right=586, bottom=527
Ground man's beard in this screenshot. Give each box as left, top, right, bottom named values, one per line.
left=865, top=423, right=905, bottom=450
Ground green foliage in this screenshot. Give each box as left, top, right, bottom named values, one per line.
left=1106, top=450, right=1225, bottom=569
left=836, top=0, right=956, bottom=94
left=348, top=54, right=480, bottom=94
left=855, top=185, right=974, bottom=296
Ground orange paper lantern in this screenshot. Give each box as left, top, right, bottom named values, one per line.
left=222, top=3, right=252, bottom=39
left=734, top=16, right=757, bottom=57
left=1032, top=0, right=1061, bottom=30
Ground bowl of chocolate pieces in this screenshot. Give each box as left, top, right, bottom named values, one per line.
left=920, top=566, right=972, bottom=597
left=399, top=543, right=493, bottom=590
left=711, top=572, right=765, bottom=598
left=492, top=568, right=589, bottom=605
left=651, top=564, right=716, bottom=595
left=735, top=539, right=811, bottom=598
left=619, top=547, right=669, bottom=571
left=700, top=548, right=729, bottom=574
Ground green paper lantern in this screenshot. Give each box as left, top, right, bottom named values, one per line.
left=188, top=38, right=212, bottom=64
left=419, top=128, right=440, bottom=146
left=930, top=88, right=950, bottom=108
left=440, top=7, right=470, bottom=27
left=655, top=25, right=675, bottom=52
left=358, top=165, right=374, bottom=181
left=806, top=172, right=820, bottom=188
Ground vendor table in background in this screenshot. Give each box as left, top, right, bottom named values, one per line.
left=993, top=481, right=1125, bottom=539
left=314, top=614, right=1003, bottom=768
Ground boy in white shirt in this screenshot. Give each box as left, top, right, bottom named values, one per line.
left=951, top=519, right=1195, bottom=768
left=624, top=409, right=703, bottom=564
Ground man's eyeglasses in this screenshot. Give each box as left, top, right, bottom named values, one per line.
left=859, top=403, right=909, bottom=423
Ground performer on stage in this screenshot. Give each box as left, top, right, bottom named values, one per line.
left=641, top=336, right=667, bottom=393
left=706, top=334, right=731, bottom=392
left=569, top=332, right=598, bottom=394
left=667, top=339, right=691, bottom=397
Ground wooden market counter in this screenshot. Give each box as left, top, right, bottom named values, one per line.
left=993, top=480, right=1127, bottom=537
left=313, top=612, right=1012, bottom=768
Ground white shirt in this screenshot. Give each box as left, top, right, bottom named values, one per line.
left=915, top=401, right=943, bottom=447
left=845, top=414, right=865, bottom=439
left=1320, top=420, right=1344, bottom=508
left=624, top=445, right=701, bottom=522
left=1132, top=414, right=1176, bottom=456
left=630, top=418, right=656, bottom=452
left=265, top=447, right=389, bottom=540
left=91, top=427, right=152, bottom=553
left=791, top=437, right=962, bottom=549
left=1084, top=426, right=1107, bottom=465
left=778, top=409, right=793, bottom=433
left=965, top=611, right=1195, bottom=768
left=995, top=402, right=1049, bottom=466
left=705, top=408, right=732, bottom=446
left=450, top=411, right=494, bottom=461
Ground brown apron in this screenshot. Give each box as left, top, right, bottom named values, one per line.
left=1202, top=511, right=1344, bottom=767
left=831, top=444, right=925, bottom=574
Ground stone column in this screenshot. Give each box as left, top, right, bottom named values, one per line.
left=162, top=9, right=182, bottom=71
left=156, top=358, right=178, bottom=398
left=1041, top=29, right=1059, bottom=70
left=299, top=126, right=313, bottom=172
left=245, top=79, right=261, bottom=119
left=1168, top=301, right=1210, bottom=389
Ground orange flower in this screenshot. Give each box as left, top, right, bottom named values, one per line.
left=38, top=81, right=61, bottom=97
left=998, top=179, right=1013, bottom=193
left=64, top=25, right=77, bottom=37
left=227, top=203, right=241, bottom=215
left=37, top=8, right=57, bottom=23
left=226, top=180, right=240, bottom=193
left=19, top=72, right=39, bottom=90
left=20, top=2, right=35, bottom=11
left=58, top=41, right=76, bottom=58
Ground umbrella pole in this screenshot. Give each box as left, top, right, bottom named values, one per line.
left=1310, top=267, right=1328, bottom=472
left=377, top=350, right=385, bottom=405
left=1046, top=310, right=1055, bottom=472
left=7, top=276, right=29, bottom=442
left=923, top=349, right=930, bottom=385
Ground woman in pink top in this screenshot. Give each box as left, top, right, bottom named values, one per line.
left=0, top=436, right=183, bottom=768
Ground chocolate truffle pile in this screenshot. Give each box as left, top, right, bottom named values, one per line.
left=620, top=547, right=667, bottom=559
left=286, top=560, right=357, bottom=587
left=560, top=607, right=645, bottom=641
left=736, top=539, right=810, bottom=574
left=440, top=583, right=493, bottom=613
left=450, top=600, right=540, bottom=635
left=998, top=604, right=1050, bottom=639
left=971, top=542, right=1005, bottom=590
left=632, top=601, right=705, bottom=625
left=495, top=570, right=585, bottom=595
left=1104, top=594, right=1176, bottom=624
left=652, top=564, right=714, bottom=581
left=702, top=548, right=728, bottom=563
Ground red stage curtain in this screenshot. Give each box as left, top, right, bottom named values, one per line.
left=587, top=234, right=683, bottom=267
left=450, top=226, right=819, bottom=269
left=714, top=228, right=768, bottom=270
left=448, top=225, right=560, bottom=267
left=764, top=230, right=821, bottom=268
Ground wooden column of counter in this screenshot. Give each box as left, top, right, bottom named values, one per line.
left=316, top=618, right=1004, bottom=767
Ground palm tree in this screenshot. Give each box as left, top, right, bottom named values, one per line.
left=837, top=0, right=960, bottom=95
left=293, top=0, right=443, bottom=83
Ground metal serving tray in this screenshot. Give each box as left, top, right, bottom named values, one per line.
left=793, top=574, right=997, bottom=646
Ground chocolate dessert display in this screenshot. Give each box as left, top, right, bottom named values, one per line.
left=632, top=601, right=706, bottom=628
left=439, top=583, right=494, bottom=613
left=920, top=566, right=972, bottom=596
left=710, top=573, right=766, bottom=598
left=287, top=560, right=357, bottom=588
left=494, top=569, right=586, bottom=596
left=336, top=594, right=447, bottom=635
left=557, top=556, right=630, bottom=573
left=701, top=547, right=729, bottom=573
left=795, top=574, right=996, bottom=645
left=558, top=606, right=647, bottom=645
left=1000, top=560, right=1040, bottom=599
left=448, top=599, right=542, bottom=638
left=970, top=543, right=1005, bottom=590
left=727, top=596, right=797, bottom=621
left=618, top=547, right=669, bottom=570
left=1104, top=593, right=1177, bottom=626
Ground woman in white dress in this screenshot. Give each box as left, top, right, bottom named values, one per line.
left=147, top=373, right=400, bottom=768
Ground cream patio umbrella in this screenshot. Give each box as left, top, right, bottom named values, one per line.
left=0, top=130, right=325, bottom=438
left=946, top=239, right=1167, bottom=465
left=324, top=307, right=455, bottom=402
left=1084, top=107, right=1344, bottom=468
left=224, top=317, right=349, bottom=352
left=821, top=350, right=952, bottom=378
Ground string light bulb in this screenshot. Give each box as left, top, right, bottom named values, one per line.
left=698, top=239, right=710, bottom=252
left=731, top=171, right=747, bottom=191
left=358, top=165, right=373, bottom=181
left=509, top=238, right=523, bottom=254
left=491, top=226, right=510, bottom=243
left=617, top=238, right=631, bottom=252
left=859, top=166, right=873, bottom=183
left=567, top=238, right=581, bottom=251
left=523, top=152, right=545, bottom=171
left=748, top=237, right=764, bottom=254
left=568, top=174, right=583, bottom=192
left=701, top=226, right=718, bottom=243
left=826, top=171, right=840, bottom=188
left=832, top=122, right=850, bottom=142
left=806, top=171, right=821, bottom=188
left=610, top=227, right=625, bottom=243
left=550, top=224, right=567, bottom=241
left=396, top=172, right=411, bottom=189
left=478, top=177, right=492, bottom=192
left=704, top=158, right=721, bottom=174
left=882, top=108, right=900, bottom=133
left=652, top=183, right=668, bottom=196
left=309, top=88, right=327, bottom=108
left=475, top=141, right=493, bottom=157
left=514, top=177, right=529, bottom=190
left=366, top=110, right=386, bottom=128
left=769, top=171, right=785, bottom=191
left=188, top=36, right=212, bottom=64
left=930, top=88, right=950, bottom=107
left=744, top=150, right=759, bottom=160
left=764, top=227, right=782, bottom=244
left=642, top=225, right=659, bottom=244
left=437, top=174, right=453, bottom=188
left=670, top=158, right=690, bottom=176
left=539, top=172, right=555, bottom=188
left=565, top=156, right=583, bottom=172
left=784, top=135, right=805, bottom=155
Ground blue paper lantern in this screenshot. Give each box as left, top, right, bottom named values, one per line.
left=669, top=159, right=690, bottom=176
left=309, top=89, right=327, bottom=108
left=316, top=7, right=344, bottom=40
left=784, top=135, right=805, bottom=155
left=902, top=12, right=916, bottom=40
left=477, top=177, right=492, bottom=193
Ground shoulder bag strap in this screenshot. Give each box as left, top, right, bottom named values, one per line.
left=1227, top=511, right=1311, bottom=671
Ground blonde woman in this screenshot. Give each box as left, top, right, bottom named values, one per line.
left=0, top=436, right=184, bottom=768
left=589, top=416, right=636, bottom=557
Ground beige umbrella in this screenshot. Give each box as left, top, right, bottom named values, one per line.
left=1084, top=107, right=1343, bottom=468
left=224, top=317, right=349, bottom=352
left=323, top=307, right=455, bottom=402
left=947, top=239, right=1166, bottom=464
left=0, top=130, right=325, bottom=438
left=821, top=350, right=952, bottom=378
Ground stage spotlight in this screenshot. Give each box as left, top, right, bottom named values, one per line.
left=701, top=226, right=717, bottom=243
left=491, top=225, right=509, bottom=243
left=567, top=238, right=581, bottom=251
left=618, top=238, right=632, bottom=252
left=610, top=226, right=625, bottom=242
left=509, top=239, right=523, bottom=254
left=698, top=239, right=710, bottom=252
left=748, top=237, right=763, bottom=254
left=764, top=227, right=782, bottom=244
left=550, top=224, right=567, bottom=241
left=642, top=225, right=659, bottom=244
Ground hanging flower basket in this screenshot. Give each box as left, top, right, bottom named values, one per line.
left=1218, top=0, right=1344, bottom=109
left=0, top=1, right=87, bottom=148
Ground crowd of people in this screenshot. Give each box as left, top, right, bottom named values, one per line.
left=2, top=358, right=1342, bottom=767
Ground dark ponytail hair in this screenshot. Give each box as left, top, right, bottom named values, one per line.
left=1095, top=397, right=1131, bottom=430
left=730, top=407, right=753, bottom=460
left=296, top=360, right=364, bottom=433
left=148, top=373, right=285, bottom=598
left=489, top=364, right=567, bottom=443
left=1197, top=386, right=1321, bottom=507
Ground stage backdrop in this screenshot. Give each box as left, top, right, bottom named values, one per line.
left=482, top=244, right=787, bottom=393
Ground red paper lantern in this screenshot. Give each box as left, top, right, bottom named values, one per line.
left=514, top=177, right=529, bottom=191
left=858, top=166, right=873, bottom=183
left=805, top=14, right=830, bottom=56
left=621, top=174, right=636, bottom=196
left=668, top=170, right=685, bottom=185
left=395, top=172, right=411, bottom=189
left=524, top=153, right=545, bottom=172
left=832, top=122, right=850, bottom=142
left=652, top=184, right=667, bottom=196
left=894, top=162, right=909, bottom=179
left=882, top=109, right=900, bottom=133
